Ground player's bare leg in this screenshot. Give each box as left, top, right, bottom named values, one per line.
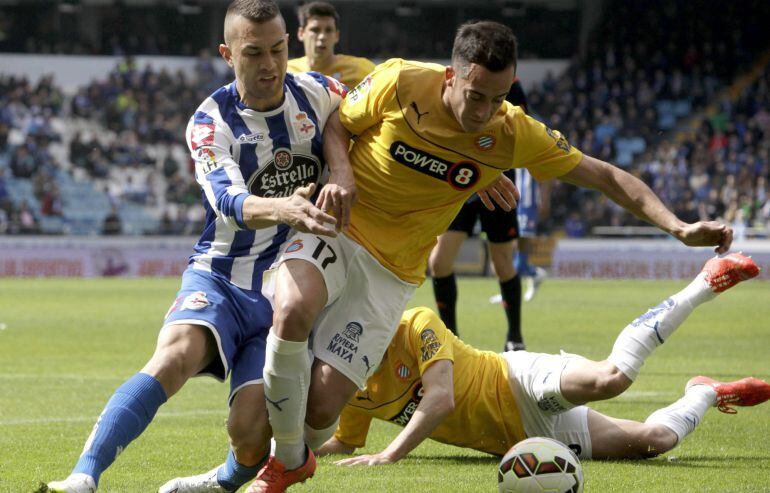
left=256, top=259, right=327, bottom=492
left=588, top=374, right=770, bottom=459
left=556, top=253, right=760, bottom=411
left=429, top=231, right=468, bottom=335
left=44, top=325, right=217, bottom=493
left=159, top=385, right=271, bottom=493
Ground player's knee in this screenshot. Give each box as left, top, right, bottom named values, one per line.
left=638, top=424, right=678, bottom=458
left=273, top=296, right=317, bottom=340
left=592, top=362, right=632, bottom=400
left=428, top=254, right=453, bottom=278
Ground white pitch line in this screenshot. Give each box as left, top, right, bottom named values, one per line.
left=0, top=409, right=225, bottom=426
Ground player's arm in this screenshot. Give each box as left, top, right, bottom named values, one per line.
left=318, top=109, right=357, bottom=230
left=334, top=360, right=455, bottom=466
left=560, top=154, right=732, bottom=253
left=189, top=114, right=337, bottom=236
left=477, top=172, right=520, bottom=211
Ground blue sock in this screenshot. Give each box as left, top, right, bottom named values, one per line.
left=73, top=373, right=167, bottom=485
left=217, top=449, right=263, bottom=491
left=514, top=251, right=533, bottom=276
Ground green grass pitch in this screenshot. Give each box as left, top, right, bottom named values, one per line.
left=0, top=276, right=768, bottom=492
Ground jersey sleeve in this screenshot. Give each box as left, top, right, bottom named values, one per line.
left=334, top=405, right=373, bottom=448
left=293, top=72, right=347, bottom=130
left=512, top=112, right=583, bottom=181
left=186, top=110, right=249, bottom=231
left=405, top=308, right=455, bottom=375
left=351, top=57, right=377, bottom=87
left=286, top=57, right=306, bottom=75
left=338, top=58, right=401, bottom=136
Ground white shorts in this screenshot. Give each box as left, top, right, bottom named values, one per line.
left=503, top=350, right=593, bottom=459
left=263, top=232, right=416, bottom=389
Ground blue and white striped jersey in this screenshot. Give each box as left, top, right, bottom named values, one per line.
left=185, top=72, right=347, bottom=290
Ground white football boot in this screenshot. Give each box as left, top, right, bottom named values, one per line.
left=158, top=466, right=232, bottom=493
left=44, top=473, right=96, bottom=493
left=523, top=267, right=547, bottom=302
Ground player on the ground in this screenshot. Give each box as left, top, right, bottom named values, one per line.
left=249, top=20, right=732, bottom=492
left=287, top=1, right=375, bottom=89
left=429, top=77, right=530, bottom=350
left=318, top=254, right=766, bottom=464
left=43, top=1, right=348, bottom=492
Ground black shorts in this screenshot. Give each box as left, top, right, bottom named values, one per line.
left=448, top=194, right=519, bottom=243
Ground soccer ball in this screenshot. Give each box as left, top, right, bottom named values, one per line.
left=498, top=437, right=584, bottom=493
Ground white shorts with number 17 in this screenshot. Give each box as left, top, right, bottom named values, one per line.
left=262, top=232, right=416, bottom=389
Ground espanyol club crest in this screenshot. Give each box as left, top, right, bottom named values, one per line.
left=474, top=134, right=496, bottom=151
left=285, top=239, right=304, bottom=253
left=293, top=112, right=316, bottom=140
left=273, top=148, right=293, bottom=170
left=395, top=362, right=411, bottom=381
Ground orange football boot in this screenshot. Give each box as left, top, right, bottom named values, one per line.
left=245, top=448, right=316, bottom=493
left=687, top=376, right=770, bottom=414
left=701, top=253, right=760, bottom=293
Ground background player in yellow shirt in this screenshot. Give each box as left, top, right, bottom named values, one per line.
left=318, top=254, right=768, bottom=464
left=253, top=20, right=733, bottom=492
left=287, top=1, right=375, bottom=88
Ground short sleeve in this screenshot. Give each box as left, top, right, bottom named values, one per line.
left=292, top=72, right=347, bottom=130
left=338, top=58, right=401, bottom=136
left=334, top=405, right=373, bottom=448
left=512, top=113, right=583, bottom=181
left=405, top=308, right=454, bottom=375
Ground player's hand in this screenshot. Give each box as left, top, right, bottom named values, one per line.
left=674, top=221, right=733, bottom=254
left=316, top=170, right=358, bottom=231
left=334, top=453, right=394, bottom=466
left=278, top=183, right=338, bottom=236
left=478, top=173, right=519, bottom=211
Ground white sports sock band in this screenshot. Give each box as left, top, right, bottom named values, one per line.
left=264, top=332, right=311, bottom=469
left=645, top=384, right=716, bottom=444
left=608, top=274, right=715, bottom=381
left=304, top=419, right=340, bottom=451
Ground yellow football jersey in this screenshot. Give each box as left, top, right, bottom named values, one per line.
left=287, top=54, right=376, bottom=89
left=334, top=307, right=526, bottom=456
left=339, top=58, right=583, bottom=283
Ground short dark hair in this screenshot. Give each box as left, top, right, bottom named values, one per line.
left=226, top=0, right=281, bottom=24
left=451, top=21, right=518, bottom=74
left=297, top=1, right=340, bottom=29
left=224, top=0, right=283, bottom=44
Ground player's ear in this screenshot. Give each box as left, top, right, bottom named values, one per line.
left=297, top=26, right=305, bottom=41
left=445, top=66, right=455, bottom=86
left=219, top=44, right=233, bottom=67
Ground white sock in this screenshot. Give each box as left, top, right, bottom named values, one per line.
left=263, top=332, right=311, bottom=470
left=645, top=384, right=717, bottom=444
left=304, top=418, right=340, bottom=452
left=608, top=273, right=716, bottom=381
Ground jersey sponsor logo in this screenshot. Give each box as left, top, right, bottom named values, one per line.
left=247, top=153, right=321, bottom=198
left=474, top=134, right=496, bottom=151
left=395, top=362, right=411, bottom=381
left=545, top=126, right=572, bottom=153
left=293, top=112, right=317, bottom=140
left=191, top=122, right=215, bottom=150
left=285, top=239, right=304, bottom=253
left=389, top=382, right=424, bottom=426
left=347, top=75, right=371, bottom=105
left=325, top=75, right=348, bottom=98
left=410, top=101, right=429, bottom=124
left=181, top=291, right=210, bottom=311
left=390, top=141, right=480, bottom=190
left=164, top=295, right=184, bottom=319
left=238, top=132, right=265, bottom=144
left=419, top=328, right=441, bottom=362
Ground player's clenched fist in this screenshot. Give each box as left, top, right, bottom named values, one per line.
left=316, top=170, right=358, bottom=231
left=278, top=183, right=338, bottom=236
left=674, top=221, right=733, bottom=254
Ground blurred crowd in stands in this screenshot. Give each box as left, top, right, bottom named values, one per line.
left=1, top=0, right=770, bottom=238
